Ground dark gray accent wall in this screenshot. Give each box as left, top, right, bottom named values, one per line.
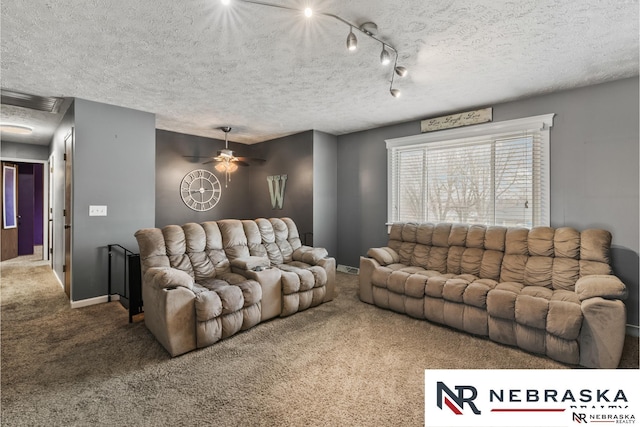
left=155, top=130, right=254, bottom=227
left=0, top=141, right=50, bottom=161
left=248, top=131, right=315, bottom=240
left=71, top=98, right=155, bottom=301
left=312, top=130, right=338, bottom=256
left=336, top=77, right=639, bottom=331
left=155, top=130, right=323, bottom=251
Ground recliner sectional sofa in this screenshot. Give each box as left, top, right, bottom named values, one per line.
left=359, top=222, right=628, bottom=368
left=135, top=217, right=336, bottom=356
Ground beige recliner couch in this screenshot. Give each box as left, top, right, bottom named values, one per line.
left=359, top=222, right=628, bottom=368
left=135, top=217, right=336, bottom=356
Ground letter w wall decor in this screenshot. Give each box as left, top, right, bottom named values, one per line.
left=267, top=175, right=287, bottom=209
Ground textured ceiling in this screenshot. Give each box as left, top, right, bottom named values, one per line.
left=1, top=0, right=638, bottom=146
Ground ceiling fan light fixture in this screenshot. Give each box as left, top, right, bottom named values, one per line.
left=304, top=7, right=313, bottom=18
left=215, top=161, right=238, bottom=173
left=346, top=27, right=357, bottom=51
left=221, top=0, right=231, bottom=5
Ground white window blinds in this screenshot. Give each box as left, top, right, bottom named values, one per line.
left=387, top=114, right=554, bottom=228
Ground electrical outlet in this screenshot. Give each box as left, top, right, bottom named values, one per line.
left=89, top=205, right=107, bottom=216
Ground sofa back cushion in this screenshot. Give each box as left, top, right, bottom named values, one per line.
left=135, top=222, right=231, bottom=282
left=253, top=217, right=304, bottom=266
left=386, top=222, right=612, bottom=291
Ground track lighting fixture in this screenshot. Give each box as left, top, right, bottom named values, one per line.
left=395, top=66, right=408, bottom=77
left=346, top=27, right=358, bottom=51
left=380, top=45, right=391, bottom=65
left=219, top=0, right=408, bottom=97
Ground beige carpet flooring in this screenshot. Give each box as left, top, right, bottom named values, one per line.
left=1, top=260, right=638, bottom=426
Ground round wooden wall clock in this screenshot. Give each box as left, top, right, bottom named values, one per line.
left=180, top=169, right=222, bottom=211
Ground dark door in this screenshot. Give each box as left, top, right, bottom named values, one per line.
left=17, top=164, right=35, bottom=256
left=1, top=162, right=19, bottom=261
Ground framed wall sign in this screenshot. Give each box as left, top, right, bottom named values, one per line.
left=421, top=108, right=493, bottom=133
left=3, top=165, right=17, bottom=229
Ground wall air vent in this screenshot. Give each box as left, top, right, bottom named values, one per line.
left=1, top=89, right=63, bottom=113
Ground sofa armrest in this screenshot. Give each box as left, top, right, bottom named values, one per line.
left=575, top=275, right=627, bottom=301
left=292, top=246, right=328, bottom=264
left=366, top=247, right=399, bottom=266
left=144, top=267, right=194, bottom=291
left=230, top=256, right=271, bottom=271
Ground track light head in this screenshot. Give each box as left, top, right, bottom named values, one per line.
left=346, top=27, right=358, bottom=51
left=390, top=88, right=401, bottom=98
left=395, top=66, right=408, bottom=77
left=380, top=46, right=391, bottom=66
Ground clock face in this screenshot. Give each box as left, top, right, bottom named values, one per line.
left=180, top=169, right=222, bottom=211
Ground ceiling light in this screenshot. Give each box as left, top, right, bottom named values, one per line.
left=219, top=1, right=408, bottom=96
left=380, top=45, right=391, bottom=65
left=395, top=66, right=408, bottom=77
left=346, top=26, right=357, bottom=51
left=0, top=124, right=33, bottom=135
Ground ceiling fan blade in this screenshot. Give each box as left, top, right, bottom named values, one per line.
left=235, top=160, right=250, bottom=167
left=202, top=159, right=217, bottom=165
left=236, top=156, right=266, bottom=164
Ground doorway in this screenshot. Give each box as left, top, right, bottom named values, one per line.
left=0, top=160, right=48, bottom=262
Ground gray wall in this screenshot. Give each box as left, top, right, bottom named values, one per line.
left=70, top=98, right=155, bottom=301
left=248, top=131, right=315, bottom=240
left=50, top=102, right=75, bottom=286
left=0, top=141, right=50, bottom=161
left=155, top=130, right=318, bottom=246
left=336, top=77, right=639, bottom=331
left=312, top=130, right=338, bottom=256
left=155, top=130, right=255, bottom=227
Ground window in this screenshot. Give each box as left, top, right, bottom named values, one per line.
left=387, top=114, right=554, bottom=228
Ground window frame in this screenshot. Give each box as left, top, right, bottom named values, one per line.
left=385, top=113, right=555, bottom=228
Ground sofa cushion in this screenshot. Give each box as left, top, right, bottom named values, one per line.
left=528, top=227, right=555, bottom=257
left=293, top=246, right=328, bottom=264
left=552, top=258, right=580, bottom=291
left=198, top=279, right=244, bottom=314
left=554, top=227, right=580, bottom=258
left=486, top=282, right=523, bottom=320
left=369, top=247, right=400, bottom=265
left=195, top=290, right=223, bottom=322
left=547, top=298, right=582, bottom=340
left=462, top=279, right=498, bottom=308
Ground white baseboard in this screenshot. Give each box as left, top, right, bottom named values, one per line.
left=337, top=264, right=359, bottom=275
left=71, top=294, right=120, bottom=309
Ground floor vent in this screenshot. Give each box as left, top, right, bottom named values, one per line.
left=337, top=264, right=359, bottom=275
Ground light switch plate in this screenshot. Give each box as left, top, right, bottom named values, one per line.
left=89, top=205, right=107, bottom=216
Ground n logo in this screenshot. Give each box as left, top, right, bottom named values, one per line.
left=573, top=413, right=587, bottom=423
left=267, top=175, right=287, bottom=209
left=436, top=382, right=481, bottom=415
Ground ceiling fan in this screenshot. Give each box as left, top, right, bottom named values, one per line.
left=201, top=127, right=264, bottom=167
